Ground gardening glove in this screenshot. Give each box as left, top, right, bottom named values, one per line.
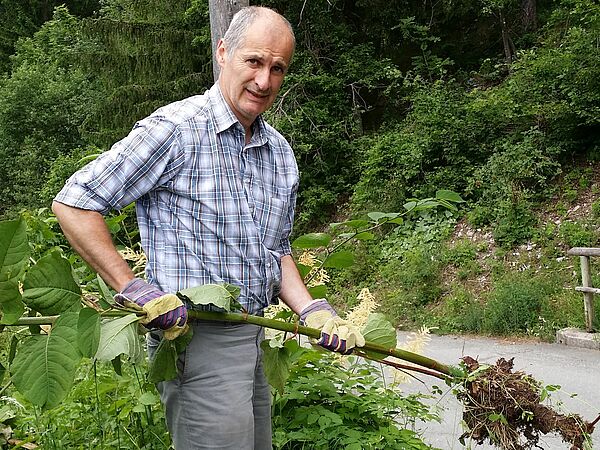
left=299, top=299, right=365, bottom=355
left=114, top=278, right=188, bottom=340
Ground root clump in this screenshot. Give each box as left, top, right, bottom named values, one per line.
left=458, top=356, right=595, bottom=450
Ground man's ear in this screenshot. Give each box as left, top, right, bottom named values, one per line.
left=216, top=39, right=226, bottom=67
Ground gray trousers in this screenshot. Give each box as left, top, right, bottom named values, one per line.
left=147, top=321, right=272, bottom=450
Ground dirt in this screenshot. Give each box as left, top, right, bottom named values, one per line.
left=458, top=356, right=596, bottom=450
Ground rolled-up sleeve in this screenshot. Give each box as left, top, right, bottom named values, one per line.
left=54, top=116, right=185, bottom=214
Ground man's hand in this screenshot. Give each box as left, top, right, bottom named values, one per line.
left=115, top=278, right=188, bottom=340
left=299, top=299, right=365, bottom=354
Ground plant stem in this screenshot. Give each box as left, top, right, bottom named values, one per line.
left=187, top=310, right=462, bottom=378
left=7, top=309, right=462, bottom=379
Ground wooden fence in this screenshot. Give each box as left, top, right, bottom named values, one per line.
left=567, top=247, right=599, bottom=332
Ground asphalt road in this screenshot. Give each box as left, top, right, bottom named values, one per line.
left=392, top=332, right=600, bottom=450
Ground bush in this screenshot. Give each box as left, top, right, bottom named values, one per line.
left=482, top=273, right=558, bottom=335
left=272, top=348, right=436, bottom=450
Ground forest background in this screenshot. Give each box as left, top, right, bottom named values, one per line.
left=0, top=0, right=599, bottom=448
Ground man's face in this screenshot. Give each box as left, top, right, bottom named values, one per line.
left=217, top=18, right=294, bottom=131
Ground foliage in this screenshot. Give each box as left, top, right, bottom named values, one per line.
left=272, top=350, right=437, bottom=450
left=482, top=272, right=559, bottom=335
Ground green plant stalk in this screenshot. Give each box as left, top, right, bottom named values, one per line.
left=7, top=310, right=462, bottom=379
left=187, top=310, right=462, bottom=378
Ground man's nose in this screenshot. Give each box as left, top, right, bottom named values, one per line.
left=255, top=66, right=271, bottom=91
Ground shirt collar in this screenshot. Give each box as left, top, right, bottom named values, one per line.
left=209, top=84, right=268, bottom=147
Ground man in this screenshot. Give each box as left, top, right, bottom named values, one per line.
left=52, top=6, right=363, bottom=449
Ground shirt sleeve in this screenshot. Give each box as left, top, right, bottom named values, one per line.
left=277, top=179, right=299, bottom=256
left=54, top=116, right=185, bottom=214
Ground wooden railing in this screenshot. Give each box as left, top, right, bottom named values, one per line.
left=567, top=247, right=599, bottom=332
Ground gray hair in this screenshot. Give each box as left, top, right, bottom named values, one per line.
left=222, top=6, right=295, bottom=56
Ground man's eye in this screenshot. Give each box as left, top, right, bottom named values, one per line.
left=247, top=59, right=259, bottom=65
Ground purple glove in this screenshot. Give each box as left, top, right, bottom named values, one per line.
left=115, top=278, right=188, bottom=332
left=299, top=299, right=365, bottom=355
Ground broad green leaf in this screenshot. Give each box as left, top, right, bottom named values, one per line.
left=291, top=233, right=332, bottom=249
left=403, top=201, right=417, bottom=211
left=413, top=199, right=440, bottom=211
left=0, top=218, right=29, bottom=283
left=388, top=217, right=404, bottom=225
left=179, top=284, right=239, bottom=311
left=361, top=313, right=397, bottom=360
left=148, top=338, right=178, bottom=383
left=22, top=252, right=81, bottom=315
left=138, top=391, right=159, bottom=406
left=261, top=339, right=300, bottom=394
left=95, top=314, right=143, bottom=362
left=11, top=312, right=81, bottom=409
left=307, top=285, right=327, bottom=299
left=173, top=328, right=193, bottom=354
left=96, top=275, right=114, bottom=309
left=0, top=280, right=25, bottom=324
left=322, top=251, right=355, bottom=269
left=77, top=308, right=101, bottom=358
left=370, top=212, right=402, bottom=223
left=296, top=263, right=311, bottom=279
left=435, top=198, right=458, bottom=211
left=436, top=189, right=464, bottom=203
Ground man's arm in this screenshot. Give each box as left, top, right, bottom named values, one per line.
left=51, top=201, right=135, bottom=291
left=278, top=254, right=314, bottom=314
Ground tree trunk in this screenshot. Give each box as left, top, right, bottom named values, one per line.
left=499, top=10, right=515, bottom=65
left=521, top=0, right=537, bottom=31
left=208, top=0, right=249, bottom=82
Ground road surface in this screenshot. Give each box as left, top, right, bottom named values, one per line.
left=392, top=332, right=600, bottom=449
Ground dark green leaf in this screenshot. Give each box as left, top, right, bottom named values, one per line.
left=22, top=252, right=81, bottom=315
left=296, top=263, right=312, bottom=279
left=111, top=355, right=122, bottom=376
left=0, top=218, right=29, bottom=283
left=323, top=251, right=355, bottom=269
left=0, top=280, right=25, bottom=324
left=148, top=338, right=178, bottom=383
left=307, top=285, right=327, bottom=299
left=361, top=313, right=397, bottom=360
left=11, top=312, right=81, bottom=409
left=77, top=308, right=101, bottom=358
left=96, top=275, right=114, bottom=309
left=291, top=233, right=332, bottom=249
left=261, top=339, right=300, bottom=394
left=0, top=362, right=5, bottom=384
left=435, top=189, right=464, bottom=203
left=173, top=328, right=193, bottom=354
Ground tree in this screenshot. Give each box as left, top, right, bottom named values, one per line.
left=208, top=0, right=248, bottom=81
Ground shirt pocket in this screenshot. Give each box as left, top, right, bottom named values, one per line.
left=252, top=194, right=289, bottom=250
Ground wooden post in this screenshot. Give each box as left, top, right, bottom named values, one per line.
left=208, top=0, right=249, bottom=82
left=567, top=248, right=599, bottom=332
left=579, top=255, right=596, bottom=332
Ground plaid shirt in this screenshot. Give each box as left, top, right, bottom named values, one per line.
left=55, top=84, right=299, bottom=314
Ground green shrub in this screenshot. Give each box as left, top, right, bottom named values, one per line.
left=482, top=273, right=557, bottom=335
left=431, top=286, right=484, bottom=334
left=272, top=349, right=436, bottom=450
left=492, top=199, right=538, bottom=248
left=558, top=221, right=598, bottom=248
